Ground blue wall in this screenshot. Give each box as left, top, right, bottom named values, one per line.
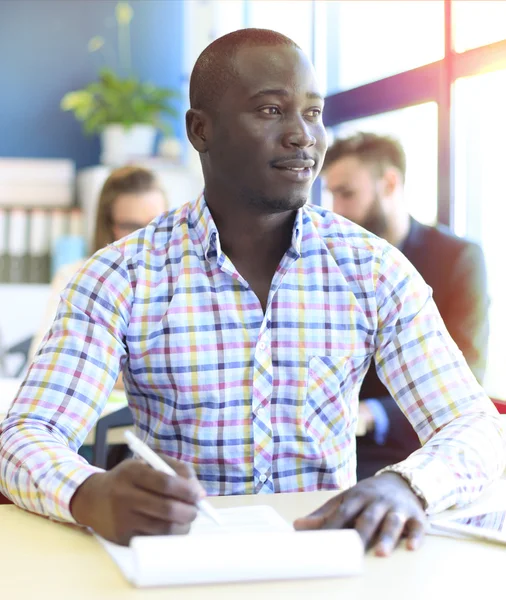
left=0, top=0, right=184, bottom=170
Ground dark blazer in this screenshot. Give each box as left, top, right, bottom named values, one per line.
left=356, top=217, right=489, bottom=479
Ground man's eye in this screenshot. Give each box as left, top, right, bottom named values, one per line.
left=260, top=106, right=281, bottom=115
left=306, top=108, right=322, bottom=118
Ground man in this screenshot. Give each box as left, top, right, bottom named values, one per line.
left=1, top=30, right=504, bottom=557
left=322, top=133, right=490, bottom=479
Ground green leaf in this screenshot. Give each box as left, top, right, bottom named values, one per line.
left=60, top=69, right=178, bottom=135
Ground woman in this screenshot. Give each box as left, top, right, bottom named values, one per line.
left=29, top=166, right=168, bottom=359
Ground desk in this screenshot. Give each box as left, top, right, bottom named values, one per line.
left=2, top=483, right=506, bottom=600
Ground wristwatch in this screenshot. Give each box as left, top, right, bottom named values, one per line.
left=376, top=465, right=429, bottom=511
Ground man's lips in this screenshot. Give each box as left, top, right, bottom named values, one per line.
left=271, top=158, right=316, bottom=170
left=270, top=157, right=315, bottom=183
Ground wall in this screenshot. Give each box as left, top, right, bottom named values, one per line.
left=0, top=0, right=184, bottom=170
left=0, top=284, right=50, bottom=375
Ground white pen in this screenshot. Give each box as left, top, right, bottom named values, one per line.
left=124, top=430, right=222, bottom=525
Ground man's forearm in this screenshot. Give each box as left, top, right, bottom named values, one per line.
left=382, top=408, right=506, bottom=513
left=0, top=420, right=102, bottom=522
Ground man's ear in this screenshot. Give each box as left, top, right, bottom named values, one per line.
left=382, top=166, right=402, bottom=198
left=186, top=109, right=211, bottom=153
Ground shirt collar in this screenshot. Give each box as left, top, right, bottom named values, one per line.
left=188, top=192, right=305, bottom=261
left=188, top=192, right=219, bottom=260
left=291, top=207, right=304, bottom=257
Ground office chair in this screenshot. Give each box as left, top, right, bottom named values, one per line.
left=1, top=335, right=33, bottom=378
left=0, top=492, right=13, bottom=505
left=91, top=406, right=134, bottom=469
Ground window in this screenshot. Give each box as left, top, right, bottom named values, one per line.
left=453, top=1, right=506, bottom=53
left=246, top=0, right=314, bottom=60
left=182, top=0, right=248, bottom=177
left=183, top=1, right=247, bottom=76
left=454, top=69, right=506, bottom=400
left=245, top=1, right=328, bottom=92
left=325, top=1, right=445, bottom=94
left=328, top=103, right=438, bottom=226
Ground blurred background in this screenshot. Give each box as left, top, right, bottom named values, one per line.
left=0, top=0, right=505, bottom=402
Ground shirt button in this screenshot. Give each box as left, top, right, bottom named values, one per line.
left=259, top=473, right=267, bottom=483
left=259, top=341, right=266, bottom=351
left=257, top=405, right=265, bottom=415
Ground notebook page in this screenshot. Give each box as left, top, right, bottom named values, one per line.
left=96, top=505, right=291, bottom=584
left=191, top=505, right=293, bottom=535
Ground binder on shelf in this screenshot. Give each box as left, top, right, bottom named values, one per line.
left=28, top=209, right=50, bottom=284
left=0, top=209, right=7, bottom=283
left=49, top=209, right=86, bottom=278
left=52, top=235, right=86, bottom=278
left=49, top=209, right=67, bottom=278
left=7, top=209, right=28, bottom=283
left=68, top=208, right=84, bottom=238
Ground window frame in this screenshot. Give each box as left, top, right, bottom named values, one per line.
left=322, top=0, right=506, bottom=227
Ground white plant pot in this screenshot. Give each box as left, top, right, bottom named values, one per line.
left=100, top=124, right=157, bottom=166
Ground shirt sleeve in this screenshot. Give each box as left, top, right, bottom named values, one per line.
left=0, top=246, right=133, bottom=522
left=372, top=245, right=506, bottom=514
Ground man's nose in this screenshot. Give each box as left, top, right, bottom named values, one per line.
left=282, top=115, right=316, bottom=149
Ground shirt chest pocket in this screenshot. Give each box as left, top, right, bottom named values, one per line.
left=304, top=353, right=370, bottom=444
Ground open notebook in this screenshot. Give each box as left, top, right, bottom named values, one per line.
left=97, top=505, right=364, bottom=588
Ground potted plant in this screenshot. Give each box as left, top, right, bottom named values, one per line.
left=61, top=2, right=179, bottom=166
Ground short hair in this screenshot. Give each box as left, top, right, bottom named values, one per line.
left=323, top=132, right=407, bottom=182
left=93, top=166, right=165, bottom=252
left=189, top=28, right=300, bottom=113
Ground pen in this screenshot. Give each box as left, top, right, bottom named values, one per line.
left=124, top=430, right=222, bottom=525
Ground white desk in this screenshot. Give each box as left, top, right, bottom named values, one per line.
left=1, top=483, right=506, bottom=600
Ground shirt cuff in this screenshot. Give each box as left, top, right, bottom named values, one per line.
left=377, top=456, right=458, bottom=514
left=363, top=399, right=390, bottom=445
left=51, top=463, right=105, bottom=524
left=11, top=460, right=105, bottom=524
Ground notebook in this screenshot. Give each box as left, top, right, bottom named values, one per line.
left=97, top=505, right=364, bottom=588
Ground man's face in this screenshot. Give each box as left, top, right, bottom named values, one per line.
left=205, top=44, right=327, bottom=213
left=323, top=155, right=388, bottom=237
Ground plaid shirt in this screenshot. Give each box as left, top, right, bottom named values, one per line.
left=1, top=194, right=504, bottom=522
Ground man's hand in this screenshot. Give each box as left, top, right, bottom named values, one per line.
left=293, top=472, right=426, bottom=556
left=356, top=402, right=376, bottom=436
left=70, top=457, right=205, bottom=545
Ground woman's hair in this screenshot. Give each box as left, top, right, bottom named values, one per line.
left=93, top=166, right=165, bottom=253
